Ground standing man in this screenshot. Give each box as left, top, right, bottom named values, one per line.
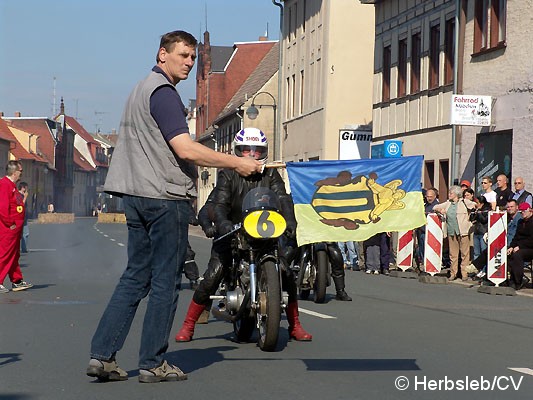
left=18, top=181, right=30, bottom=253
left=495, top=174, right=512, bottom=210
left=480, top=176, right=497, bottom=210
left=0, top=161, right=33, bottom=293
left=415, top=187, right=439, bottom=267
left=511, top=177, right=533, bottom=208
left=87, top=30, right=262, bottom=384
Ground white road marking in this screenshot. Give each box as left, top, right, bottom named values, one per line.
left=26, top=249, right=56, bottom=252
left=298, top=307, right=337, bottom=319
left=103, top=234, right=109, bottom=237
left=509, top=368, right=533, bottom=376
left=117, top=243, right=125, bottom=247
left=110, top=238, right=116, bottom=242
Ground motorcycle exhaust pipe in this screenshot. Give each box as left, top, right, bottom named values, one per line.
left=210, top=289, right=251, bottom=323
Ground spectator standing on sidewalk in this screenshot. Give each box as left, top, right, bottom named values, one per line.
left=0, top=161, right=33, bottom=294
left=470, top=195, right=491, bottom=261
left=337, top=241, right=358, bottom=270
left=511, top=177, right=532, bottom=208
left=495, top=174, right=512, bottom=210
left=87, top=30, right=262, bottom=384
left=472, top=199, right=522, bottom=281
left=415, top=187, right=439, bottom=267
left=18, top=182, right=29, bottom=253
left=433, top=185, right=476, bottom=281
left=480, top=176, right=497, bottom=211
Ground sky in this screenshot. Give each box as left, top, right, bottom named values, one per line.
left=0, top=0, right=280, bottom=134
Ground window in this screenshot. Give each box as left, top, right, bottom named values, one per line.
left=300, top=70, right=304, bottom=114
left=288, top=6, right=293, bottom=41
left=398, top=38, right=407, bottom=97
left=474, top=0, right=506, bottom=53
left=302, top=0, right=306, bottom=33
left=444, top=19, right=455, bottom=85
left=382, top=45, right=391, bottom=102
left=438, top=159, right=449, bottom=200
left=429, top=25, right=440, bottom=89
left=410, top=33, right=421, bottom=93
left=424, top=161, right=435, bottom=189
left=291, top=74, right=296, bottom=117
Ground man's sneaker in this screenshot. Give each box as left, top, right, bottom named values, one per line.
left=0, top=284, right=9, bottom=294
left=138, top=360, right=187, bottom=383
left=11, top=281, right=33, bottom=292
left=86, top=358, right=128, bottom=381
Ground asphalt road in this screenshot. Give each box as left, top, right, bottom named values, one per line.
left=1, top=218, right=533, bottom=400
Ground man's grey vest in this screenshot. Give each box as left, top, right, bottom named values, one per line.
left=104, top=72, right=197, bottom=200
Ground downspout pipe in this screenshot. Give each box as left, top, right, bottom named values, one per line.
left=451, top=0, right=461, bottom=185
left=272, top=0, right=283, bottom=161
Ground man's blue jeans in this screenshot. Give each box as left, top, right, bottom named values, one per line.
left=90, top=195, right=189, bottom=369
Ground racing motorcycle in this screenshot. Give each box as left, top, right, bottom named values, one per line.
left=294, top=242, right=330, bottom=303
left=211, top=187, right=289, bottom=352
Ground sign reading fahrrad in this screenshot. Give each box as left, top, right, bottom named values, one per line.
left=451, top=94, right=491, bottom=126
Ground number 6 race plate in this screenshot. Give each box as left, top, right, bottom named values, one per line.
left=243, top=210, right=287, bottom=239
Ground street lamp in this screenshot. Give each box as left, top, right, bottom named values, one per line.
left=245, top=91, right=277, bottom=158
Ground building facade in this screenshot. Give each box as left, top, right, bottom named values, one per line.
left=280, top=0, right=375, bottom=162
left=459, top=0, right=532, bottom=193
left=364, top=0, right=457, bottom=197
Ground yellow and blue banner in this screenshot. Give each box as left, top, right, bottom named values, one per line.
left=286, top=156, right=426, bottom=245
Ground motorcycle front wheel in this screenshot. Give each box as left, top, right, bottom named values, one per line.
left=257, top=260, right=281, bottom=352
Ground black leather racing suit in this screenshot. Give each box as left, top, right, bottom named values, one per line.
left=192, top=167, right=298, bottom=305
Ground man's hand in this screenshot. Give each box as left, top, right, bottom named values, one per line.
left=218, top=221, right=234, bottom=236
left=235, top=157, right=263, bottom=177
left=203, top=225, right=216, bottom=238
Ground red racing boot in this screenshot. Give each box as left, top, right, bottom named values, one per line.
left=286, top=301, right=312, bottom=341
left=175, top=299, right=206, bottom=342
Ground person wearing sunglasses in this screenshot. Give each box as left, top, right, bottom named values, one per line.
left=480, top=176, right=497, bottom=211
left=511, top=177, right=532, bottom=208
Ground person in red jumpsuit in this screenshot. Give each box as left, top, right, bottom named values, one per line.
left=0, top=160, right=33, bottom=293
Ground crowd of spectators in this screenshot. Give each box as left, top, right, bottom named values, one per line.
left=339, top=175, right=533, bottom=291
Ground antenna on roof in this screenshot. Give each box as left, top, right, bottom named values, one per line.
left=205, top=2, right=208, bottom=31
left=266, top=22, right=269, bottom=39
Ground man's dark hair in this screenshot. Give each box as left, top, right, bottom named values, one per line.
left=156, top=30, right=197, bottom=63
left=18, top=181, right=28, bottom=190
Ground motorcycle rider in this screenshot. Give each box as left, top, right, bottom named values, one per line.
left=292, top=242, right=352, bottom=301
left=175, top=128, right=312, bottom=343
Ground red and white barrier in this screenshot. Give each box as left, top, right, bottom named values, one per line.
left=487, top=211, right=507, bottom=287
left=424, top=213, right=443, bottom=276
left=397, top=230, right=414, bottom=271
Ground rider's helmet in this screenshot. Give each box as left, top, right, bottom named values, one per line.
left=232, top=127, right=268, bottom=163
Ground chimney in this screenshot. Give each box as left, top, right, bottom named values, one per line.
left=0, top=112, right=4, bottom=117
left=60, top=97, right=65, bottom=115
left=258, top=36, right=268, bottom=41
left=14, top=111, right=21, bottom=117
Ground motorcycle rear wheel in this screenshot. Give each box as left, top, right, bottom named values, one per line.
left=313, top=249, right=328, bottom=304
left=257, top=260, right=281, bottom=352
